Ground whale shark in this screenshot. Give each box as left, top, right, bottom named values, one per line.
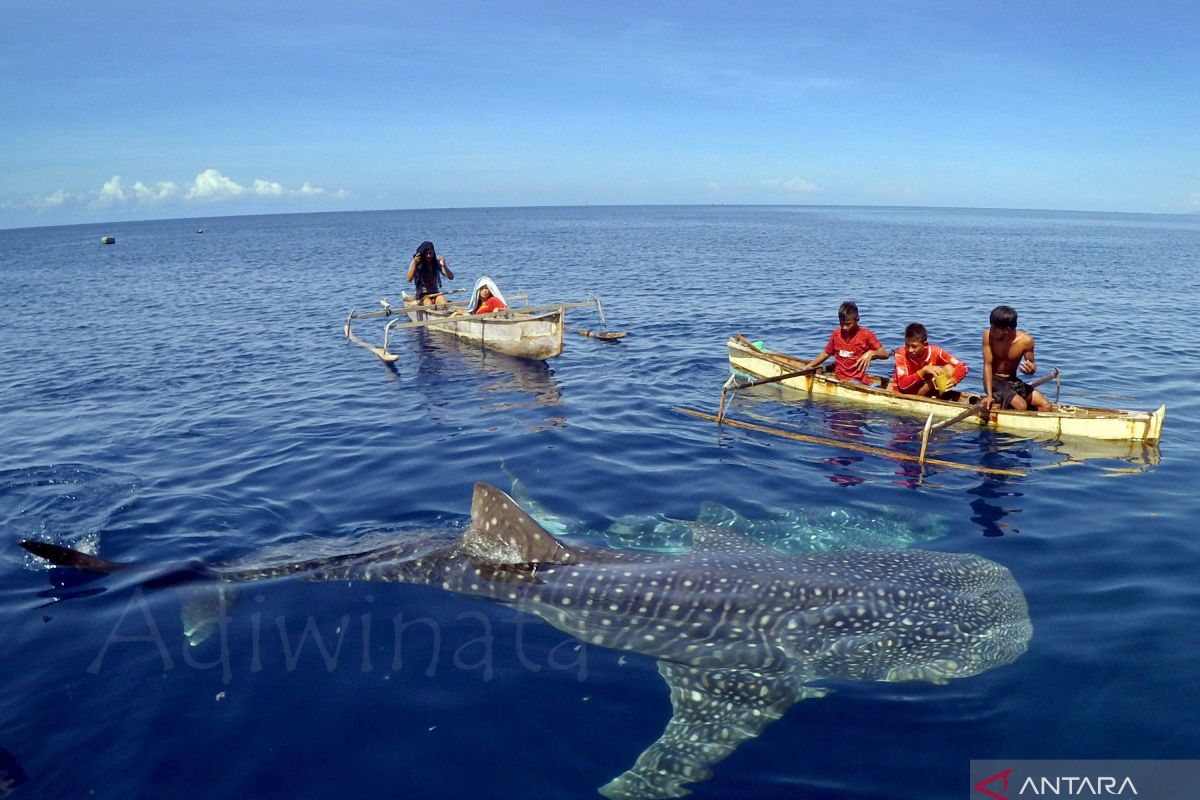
left=508, top=476, right=949, bottom=554
left=21, top=483, right=1032, bottom=799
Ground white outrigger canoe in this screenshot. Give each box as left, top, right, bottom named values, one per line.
left=344, top=287, right=606, bottom=363
left=727, top=335, right=1165, bottom=444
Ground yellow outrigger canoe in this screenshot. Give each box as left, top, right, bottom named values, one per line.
left=728, top=335, right=1165, bottom=443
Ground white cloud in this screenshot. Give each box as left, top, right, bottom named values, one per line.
left=185, top=169, right=332, bottom=201
left=251, top=179, right=284, bottom=197
left=90, top=175, right=179, bottom=207
left=92, top=175, right=127, bottom=207
left=187, top=168, right=247, bottom=201
left=33, top=189, right=71, bottom=209
left=7, top=170, right=347, bottom=217
left=763, top=177, right=818, bottom=194
left=132, top=180, right=178, bottom=202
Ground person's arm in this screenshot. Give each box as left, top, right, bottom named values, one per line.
left=854, top=333, right=889, bottom=371
left=939, top=349, right=969, bottom=384
left=892, top=351, right=923, bottom=392
left=981, top=330, right=994, bottom=410
left=439, top=257, right=454, bottom=281
left=405, top=255, right=418, bottom=282
left=1019, top=334, right=1037, bottom=375
left=804, top=350, right=831, bottom=370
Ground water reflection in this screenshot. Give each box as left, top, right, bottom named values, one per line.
left=819, top=407, right=869, bottom=487
left=966, top=434, right=1034, bottom=537
left=888, top=418, right=931, bottom=487
left=1043, top=437, right=1162, bottom=473
left=411, top=330, right=563, bottom=410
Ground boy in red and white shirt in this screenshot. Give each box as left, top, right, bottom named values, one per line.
left=802, top=301, right=890, bottom=384
left=891, top=322, right=968, bottom=396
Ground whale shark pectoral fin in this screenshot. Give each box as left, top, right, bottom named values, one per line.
left=180, top=583, right=242, bottom=647
left=599, top=661, right=824, bottom=800
left=465, top=483, right=580, bottom=565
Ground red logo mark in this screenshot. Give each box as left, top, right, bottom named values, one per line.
left=975, top=768, right=1012, bottom=800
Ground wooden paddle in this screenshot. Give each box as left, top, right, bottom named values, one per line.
left=1028, top=367, right=1060, bottom=392
left=918, top=404, right=983, bottom=463
left=916, top=367, right=1060, bottom=463
left=577, top=329, right=627, bottom=340
left=679, top=406, right=1026, bottom=478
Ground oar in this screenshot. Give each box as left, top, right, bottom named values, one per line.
left=918, top=403, right=983, bottom=463
left=678, top=406, right=1026, bottom=478
left=716, top=364, right=821, bottom=424
left=577, top=329, right=627, bottom=340
left=915, top=367, right=1061, bottom=463
left=1029, top=367, right=1060, bottom=398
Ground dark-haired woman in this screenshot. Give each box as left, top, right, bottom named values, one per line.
left=405, top=240, right=455, bottom=306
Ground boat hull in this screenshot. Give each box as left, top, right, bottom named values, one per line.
left=727, top=337, right=1165, bottom=443
left=406, top=302, right=565, bottom=361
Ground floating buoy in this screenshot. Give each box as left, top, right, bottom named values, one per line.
left=100, top=236, right=115, bottom=245
left=577, top=329, right=626, bottom=340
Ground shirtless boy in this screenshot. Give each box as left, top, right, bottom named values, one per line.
left=982, top=305, right=1053, bottom=412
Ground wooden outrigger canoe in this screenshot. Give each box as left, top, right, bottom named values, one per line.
left=344, top=293, right=605, bottom=363
left=727, top=335, right=1165, bottom=443
left=399, top=296, right=565, bottom=360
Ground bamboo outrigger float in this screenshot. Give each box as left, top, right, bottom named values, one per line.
left=344, top=290, right=607, bottom=363
left=727, top=335, right=1165, bottom=444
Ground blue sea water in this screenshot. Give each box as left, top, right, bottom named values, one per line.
left=1, top=206, right=1199, bottom=799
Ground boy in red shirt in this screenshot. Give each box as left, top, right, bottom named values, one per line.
left=891, top=322, right=968, bottom=396
left=802, top=301, right=889, bottom=384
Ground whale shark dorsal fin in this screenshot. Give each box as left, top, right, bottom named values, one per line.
left=696, top=500, right=741, bottom=526
left=465, top=483, right=578, bottom=565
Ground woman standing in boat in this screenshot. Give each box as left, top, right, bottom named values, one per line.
left=406, top=241, right=454, bottom=306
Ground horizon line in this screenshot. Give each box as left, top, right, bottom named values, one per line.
left=4, top=202, right=1198, bottom=233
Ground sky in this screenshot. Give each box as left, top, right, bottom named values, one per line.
left=2, top=1, right=1198, bottom=228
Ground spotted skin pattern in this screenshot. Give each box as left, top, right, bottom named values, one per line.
left=21, top=483, right=1031, bottom=800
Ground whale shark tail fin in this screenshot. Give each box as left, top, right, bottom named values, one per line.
left=464, top=482, right=580, bottom=565
left=20, top=540, right=128, bottom=574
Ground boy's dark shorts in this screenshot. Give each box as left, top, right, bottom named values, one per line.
left=991, top=375, right=1034, bottom=409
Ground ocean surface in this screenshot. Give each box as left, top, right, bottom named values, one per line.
left=1, top=206, right=1198, bottom=799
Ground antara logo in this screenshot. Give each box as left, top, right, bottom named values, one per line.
left=975, top=767, right=1139, bottom=798
left=976, top=768, right=1012, bottom=800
